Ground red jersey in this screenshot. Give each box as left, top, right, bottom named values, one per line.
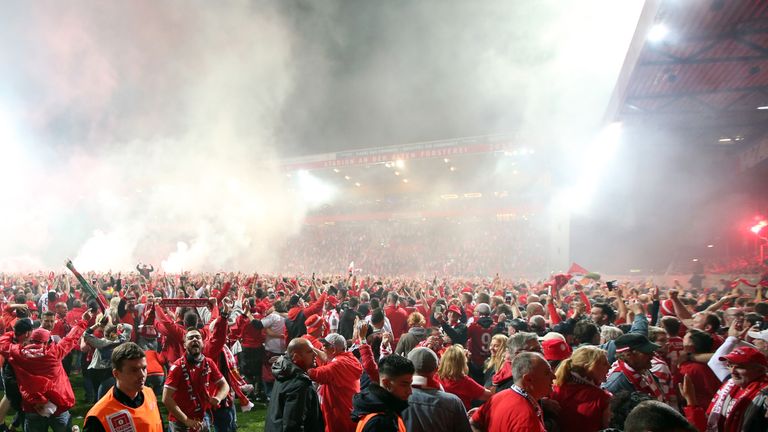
left=467, top=317, right=494, bottom=366
left=237, top=315, right=265, bottom=349
left=471, top=389, right=545, bottom=432
left=165, top=357, right=225, bottom=422
left=439, top=375, right=487, bottom=409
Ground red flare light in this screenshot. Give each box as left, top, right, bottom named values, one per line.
left=751, top=220, right=768, bottom=235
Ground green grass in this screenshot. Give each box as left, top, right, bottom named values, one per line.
left=3, top=373, right=267, bottom=431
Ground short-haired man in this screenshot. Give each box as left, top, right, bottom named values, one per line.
left=162, top=329, right=230, bottom=431
left=265, top=338, right=323, bottom=432
left=491, top=332, right=541, bottom=391
left=84, top=342, right=163, bottom=432
left=308, top=333, right=362, bottom=432
left=624, top=400, right=697, bottom=432
left=401, top=347, right=470, bottom=432
left=470, top=352, right=555, bottom=432
left=352, top=354, right=414, bottom=432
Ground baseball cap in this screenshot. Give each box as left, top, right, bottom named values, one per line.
left=615, top=333, right=660, bottom=354
left=320, top=333, right=346, bottom=350
left=407, top=347, right=438, bottom=374
left=747, top=329, right=768, bottom=342
left=542, top=338, right=572, bottom=361
left=447, top=305, right=462, bottom=316
left=718, top=346, right=768, bottom=367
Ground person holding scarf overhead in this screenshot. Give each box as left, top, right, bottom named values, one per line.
left=162, top=329, right=229, bottom=432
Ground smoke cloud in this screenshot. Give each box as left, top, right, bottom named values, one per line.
left=0, top=0, right=648, bottom=274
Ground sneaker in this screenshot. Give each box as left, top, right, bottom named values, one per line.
left=240, top=401, right=255, bottom=412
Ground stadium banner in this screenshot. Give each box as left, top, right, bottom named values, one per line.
left=160, top=298, right=210, bottom=307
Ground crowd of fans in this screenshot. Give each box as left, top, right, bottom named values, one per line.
left=0, top=263, right=767, bottom=431
left=278, top=219, right=547, bottom=276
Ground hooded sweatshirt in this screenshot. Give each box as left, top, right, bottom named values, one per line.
left=265, top=356, right=324, bottom=432
left=351, top=383, right=409, bottom=432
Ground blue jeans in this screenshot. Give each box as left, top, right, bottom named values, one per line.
left=169, top=413, right=211, bottom=431
left=25, top=411, right=70, bottom=432
left=212, top=404, right=237, bottom=432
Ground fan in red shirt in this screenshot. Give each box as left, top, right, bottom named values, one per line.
left=437, top=345, right=492, bottom=409
left=551, top=346, right=612, bottom=432
left=467, top=303, right=495, bottom=382
left=162, top=329, right=230, bottom=431
left=384, top=292, right=409, bottom=344
left=679, top=329, right=721, bottom=408
left=470, top=352, right=554, bottom=432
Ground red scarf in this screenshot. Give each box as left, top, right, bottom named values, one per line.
left=707, top=377, right=768, bottom=432
left=609, top=360, right=663, bottom=401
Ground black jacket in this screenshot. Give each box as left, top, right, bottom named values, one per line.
left=265, top=356, right=324, bottom=432
left=351, top=383, right=409, bottom=432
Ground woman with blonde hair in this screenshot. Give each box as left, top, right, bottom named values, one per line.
left=394, top=312, right=429, bottom=356
left=551, top=345, right=612, bottom=432
left=437, top=344, right=492, bottom=409
left=483, top=334, right=508, bottom=388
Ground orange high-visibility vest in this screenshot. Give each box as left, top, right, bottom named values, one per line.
left=85, top=386, right=163, bottom=432
left=355, top=413, right=406, bottom=432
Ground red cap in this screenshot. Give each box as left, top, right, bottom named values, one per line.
left=542, top=338, right=572, bottom=361
left=326, top=296, right=339, bottom=307
left=719, top=346, right=768, bottom=367
left=29, top=328, right=51, bottom=344
left=447, top=305, right=462, bottom=316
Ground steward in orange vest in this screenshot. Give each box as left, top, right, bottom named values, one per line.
left=83, top=342, right=163, bottom=432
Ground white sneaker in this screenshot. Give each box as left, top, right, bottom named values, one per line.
left=241, top=401, right=255, bottom=412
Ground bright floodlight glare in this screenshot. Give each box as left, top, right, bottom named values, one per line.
left=647, top=23, right=669, bottom=43
left=395, top=159, right=405, bottom=169
left=757, top=106, right=768, bottom=110
left=563, top=122, right=623, bottom=214
left=296, top=169, right=336, bottom=208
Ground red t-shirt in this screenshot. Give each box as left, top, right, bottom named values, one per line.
left=679, top=361, right=721, bottom=407
left=439, top=375, right=486, bottom=409
left=384, top=305, right=408, bottom=343
left=165, top=357, right=225, bottom=422
left=552, top=382, right=612, bottom=432
left=471, top=389, right=545, bottom=432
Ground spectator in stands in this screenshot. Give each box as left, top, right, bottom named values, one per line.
left=265, top=338, right=323, bottom=432
left=402, top=347, right=470, bottom=432
left=352, top=354, right=414, bottom=432
left=470, top=352, right=554, bottom=432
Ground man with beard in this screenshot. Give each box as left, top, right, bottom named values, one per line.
left=162, top=329, right=230, bottom=431
left=84, top=342, right=163, bottom=432
left=603, top=333, right=665, bottom=401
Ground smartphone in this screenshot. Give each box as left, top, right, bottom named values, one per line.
left=505, top=291, right=512, bottom=303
